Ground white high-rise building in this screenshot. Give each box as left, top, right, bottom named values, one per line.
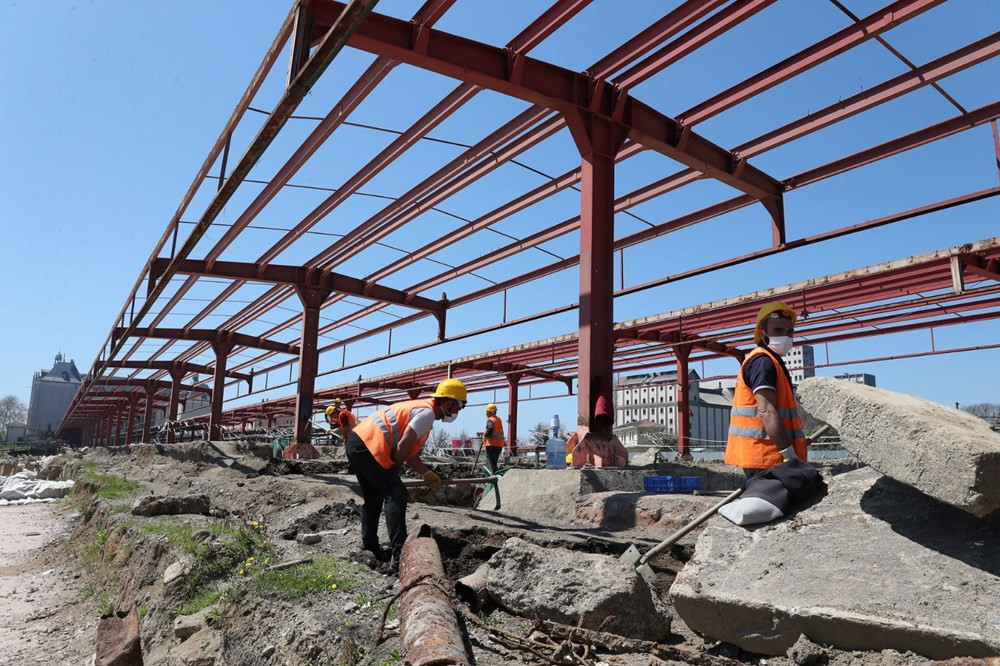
left=613, top=371, right=731, bottom=449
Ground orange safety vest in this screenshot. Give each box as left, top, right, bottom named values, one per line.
left=354, top=399, right=435, bottom=469
left=725, top=346, right=807, bottom=469
left=485, top=414, right=505, bottom=447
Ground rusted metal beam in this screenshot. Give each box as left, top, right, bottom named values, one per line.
left=312, top=1, right=782, bottom=203
left=104, top=359, right=252, bottom=383
left=677, top=0, right=947, bottom=125
left=398, top=529, right=470, bottom=666
left=150, top=258, right=445, bottom=317
left=115, top=327, right=299, bottom=356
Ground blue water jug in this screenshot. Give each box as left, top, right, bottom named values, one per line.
left=545, top=414, right=566, bottom=469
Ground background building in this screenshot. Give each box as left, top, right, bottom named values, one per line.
left=5, top=422, right=28, bottom=444
left=834, top=372, right=877, bottom=386
left=614, top=371, right=731, bottom=449
left=27, top=353, right=84, bottom=435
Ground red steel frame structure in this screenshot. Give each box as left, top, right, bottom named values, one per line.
left=59, top=0, right=1000, bottom=455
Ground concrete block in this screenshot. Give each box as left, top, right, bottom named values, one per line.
left=669, top=468, right=1000, bottom=660
left=797, top=377, right=1000, bottom=517
left=497, top=468, right=646, bottom=522
left=575, top=491, right=720, bottom=536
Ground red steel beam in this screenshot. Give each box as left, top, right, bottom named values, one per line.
left=313, top=1, right=782, bottom=202
left=677, top=0, right=947, bottom=125
left=127, top=1, right=769, bottom=387
left=116, top=327, right=300, bottom=356
left=104, top=359, right=252, bottom=382
left=151, top=258, right=445, bottom=316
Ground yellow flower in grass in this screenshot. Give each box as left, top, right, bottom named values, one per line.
left=330, top=583, right=338, bottom=590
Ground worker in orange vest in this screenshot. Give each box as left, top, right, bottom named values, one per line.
left=483, top=403, right=506, bottom=473
left=345, top=378, right=466, bottom=568
left=725, top=302, right=808, bottom=478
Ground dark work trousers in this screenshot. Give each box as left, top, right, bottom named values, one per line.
left=485, top=445, right=503, bottom=474
left=345, top=433, right=407, bottom=559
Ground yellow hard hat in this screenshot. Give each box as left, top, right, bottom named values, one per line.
left=430, top=378, right=467, bottom=403
left=486, top=403, right=498, bottom=413
left=755, top=301, right=797, bottom=343
left=325, top=405, right=338, bottom=417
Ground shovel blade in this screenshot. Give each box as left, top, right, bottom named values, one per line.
left=619, top=543, right=643, bottom=567
left=636, top=563, right=657, bottom=586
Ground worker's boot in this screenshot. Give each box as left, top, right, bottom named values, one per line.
left=363, top=542, right=391, bottom=563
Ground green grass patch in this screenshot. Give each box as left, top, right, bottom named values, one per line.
left=138, top=603, right=150, bottom=619
left=86, top=473, right=141, bottom=500
left=377, top=650, right=403, bottom=666
left=140, top=517, right=271, bottom=603
left=252, top=555, right=363, bottom=599
left=174, top=587, right=221, bottom=617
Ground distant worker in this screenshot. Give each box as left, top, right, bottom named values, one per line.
left=571, top=395, right=628, bottom=467
left=325, top=398, right=357, bottom=443
left=345, top=379, right=466, bottom=569
left=725, top=301, right=808, bottom=478
left=483, top=403, right=506, bottom=473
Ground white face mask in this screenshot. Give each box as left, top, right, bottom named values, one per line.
left=441, top=411, right=458, bottom=423
left=767, top=336, right=794, bottom=357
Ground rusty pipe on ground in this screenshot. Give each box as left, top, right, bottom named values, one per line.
left=398, top=527, right=471, bottom=666
left=454, top=563, right=490, bottom=611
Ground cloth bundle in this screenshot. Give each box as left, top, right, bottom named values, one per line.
left=719, top=458, right=825, bottom=526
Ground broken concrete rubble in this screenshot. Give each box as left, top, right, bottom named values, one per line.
left=670, top=467, right=1000, bottom=659
left=798, top=377, right=1000, bottom=517
left=485, top=537, right=672, bottom=642
left=575, top=491, right=722, bottom=535
left=132, top=494, right=211, bottom=517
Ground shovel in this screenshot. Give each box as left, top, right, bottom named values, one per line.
left=402, top=475, right=502, bottom=510
left=621, top=424, right=832, bottom=584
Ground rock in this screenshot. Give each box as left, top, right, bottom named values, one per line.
left=163, top=560, right=190, bottom=587
left=174, top=607, right=214, bottom=641
left=485, top=537, right=671, bottom=641
left=797, top=377, right=1000, bottom=517
left=575, top=491, right=721, bottom=535
left=297, top=533, right=322, bottom=545
left=343, top=601, right=359, bottom=613
left=788, top=634, right=826, bottom=664
left=171, top=627, right=221, bottom=665
left=132, top=494, right=210, bottom=517
left=669, top=468, right=1000, bottom=660
left=95, top=606, right=143, bottom=666
left=262, top=645, right=276, bottom=658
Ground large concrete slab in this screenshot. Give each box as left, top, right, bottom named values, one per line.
left=797, top=377, right=1000, bottom=517
left=575, top=491, right=721, bottom=538
left=669, top=467, right=1000, bottom=659
left=497, top=468, right=646, bottom=522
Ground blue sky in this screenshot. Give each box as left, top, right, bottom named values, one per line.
left=2, top=1, right=998, bottom=440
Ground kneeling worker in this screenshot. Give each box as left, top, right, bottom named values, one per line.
left=483, top=403, right=505, bottom=473
left=345, top=378, right=467, bottom=567
left=725, top=301, right=808, bottom=478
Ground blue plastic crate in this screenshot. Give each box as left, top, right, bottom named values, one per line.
left=644, top=475, right=701, bottom=494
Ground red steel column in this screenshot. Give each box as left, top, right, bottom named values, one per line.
left=104, top=410, right=113, bottom=447
left=125, top=395, right=139, bottom=445
left=507, top=373, right=521, bottom=457
left=289, top=285, right=331, bottom=458
left=568, top=111, right=627, bottom=428
left=142, top=386, right=154, bottom=443
left=167, top=369, right=184, bottom=444
left=673, top=344, right=693, bottom=460
left=209, top=342, right=233, bottom=440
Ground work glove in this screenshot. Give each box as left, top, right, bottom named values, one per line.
left=779, top=446, right=799, bottom=462
left=422, top=470, right=443, bottom=491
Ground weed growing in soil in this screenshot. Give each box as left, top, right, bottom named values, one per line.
left=175, top=587, right=222, bottom=616
left=252, top=555, right=363, bottom=599
left=140, top=517, right=272, bottom=607
left=378, top=650, right=403, bottom=666
left=75, top=462, right=142, bottom=501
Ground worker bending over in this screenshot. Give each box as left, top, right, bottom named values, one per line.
left=483, top=403, right=505, bottom=473
left=725, top=301, right=808, bottom=478
left=345, top=379, right=466, bottom=569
